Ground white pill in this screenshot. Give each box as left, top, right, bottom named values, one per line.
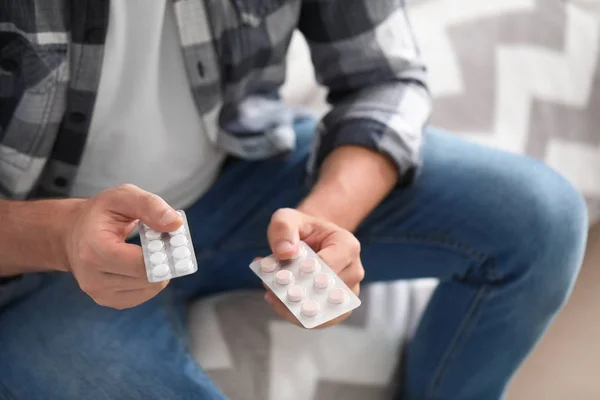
left=287, top=285, right=305, bottom=302
left=290, top=246, right=305, bottom=260
left=314, top=273, right=331, bottom=289
left=172, top=246, right=191, bottom=260
left=260, top=258, right=278, bottom=273
left=144, top=229, right=162, bottom=240
left=147, top=240, right=164, bottom=253
left=169, top=225, right=185, bottom=236
left=275, top=270, right=293, bottom=286
left=169, top=234, right=188, bottom=247
left=150, top=251, right=167, bottom=265
left=152, top=264, right=170, bottom=278
left=328, top=288, right=346, bottom=304
left=299, top=258, right=319, bottom=274
left=301, top=300, right=320, bottom=317
left=175, top=259, right=194, bottom=273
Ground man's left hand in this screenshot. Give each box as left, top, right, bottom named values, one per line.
left=261, top=208, right=364, bottom=328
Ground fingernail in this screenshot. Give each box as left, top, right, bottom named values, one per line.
left=160, top=210, right=180, bottom=225
left=275, top=241, right=294, bottom=254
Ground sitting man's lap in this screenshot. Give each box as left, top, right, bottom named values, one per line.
left=0, top=121, right=587, bottom=400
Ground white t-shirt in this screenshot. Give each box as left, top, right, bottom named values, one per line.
left=70, top=0, right=225, bottom=209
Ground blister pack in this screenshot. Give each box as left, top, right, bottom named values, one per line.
left=138, top=210, right=198, bottom=283
left=249, top=241, right=361, bottom=329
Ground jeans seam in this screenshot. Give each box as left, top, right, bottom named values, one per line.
left=426, top=284, right=492, bottom=399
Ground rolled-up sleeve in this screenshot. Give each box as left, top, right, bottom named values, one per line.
left=298, top=0, right=431, bottom=185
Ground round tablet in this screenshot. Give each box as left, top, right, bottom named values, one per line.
left=175, top=259, right=194, bottom=273
left=152, top=264, right=170, bottom=278
left=287, top=285, right=305, bottom=302
left=260, top=258, right=278, bottom=273
left=328, top=288, right=346, bottom=304
left=169, top=234, right=188, bottom=247
left=314, top=273, right=331, bottom=289
left=169, top=225, right=185, bottom=236
left=299, top=258, right=318, bottom=274
left=147, top=239, right=164, bottom=253
left=144, top=229, right=162, bottom=240
left=301, top=300, right=320, bottom=317
left=150, top=251, right=167, bottom=265
left=172, top=246, right=191, bottom=260
left=275, top=270, right=293, bottom=286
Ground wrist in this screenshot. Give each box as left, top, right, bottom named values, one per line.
left=9, top=198, right=85, bottom=273
left=298, top=183, right=362, bottom=232
left=52, top=198, right=86, bottom=272
left=299, top=146, right=398, bottom=232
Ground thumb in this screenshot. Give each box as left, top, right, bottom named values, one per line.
left=268, top=208, right=304, bottom=260
left=101, top=184, right=183, bottom=232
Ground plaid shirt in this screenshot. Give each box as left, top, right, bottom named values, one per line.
left=0, top=0, right=431, bottom=200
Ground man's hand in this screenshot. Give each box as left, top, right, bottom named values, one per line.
left=63, top=184, right=183, bottom=310
left=263, top=208, right=365, bottom=328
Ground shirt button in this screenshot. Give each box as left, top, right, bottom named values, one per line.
left=0, top=58, right=18, bottom=73
left=54, top=177, right=68, bottom=188
left=69, top=112, right=86, bottom=124
left=84, top=27, right=104, bottom=43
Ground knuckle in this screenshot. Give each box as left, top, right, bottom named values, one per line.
left=80, top=280, right=104, bottom=295
left=92, top=296, right=113, bottom=308
left=271, top=208, right=295, bottom=223
left=141, top=190, right=158, bottom=204
left=77, top=245, right=97, bottom=265
left=117, top=183, right=139, bottom=193
left=354, top=267, right=365, bottom=283
left=79, top=282, right=95, bottom=295
left=102, top=184, right=137, bottom=203
left=348, top=235, right=361, bottom=256
left=269, top=218, right=289, bottom=233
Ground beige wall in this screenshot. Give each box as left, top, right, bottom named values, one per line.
left=508, top=223, right=600, bottom=399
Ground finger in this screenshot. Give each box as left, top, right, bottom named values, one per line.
left=267, top=208, right=306, bottom=260
left=316, top=230, right=361, bottom=274
left=117, top=279, right=169, bottom=294
left=101, top=184, right=184, bottom=232
left=336, top=259, right=365, bottom=289
left=264, top=291, right=302, bottom=327
left=93, top=282, right=168, bottom=310
left=102, top=272, right=160, bottom=291
left=98, top=241, right=147, bottom=278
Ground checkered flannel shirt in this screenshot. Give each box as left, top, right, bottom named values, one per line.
left=0, top=0, right=431, bottom=200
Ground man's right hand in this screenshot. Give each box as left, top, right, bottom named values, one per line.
left=62, top=184, right=183, bottom=310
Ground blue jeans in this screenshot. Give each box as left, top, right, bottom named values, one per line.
left=0, top=120, right=588, bottom=400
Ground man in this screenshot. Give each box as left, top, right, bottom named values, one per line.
left=0, top=1, right=587, bottom=399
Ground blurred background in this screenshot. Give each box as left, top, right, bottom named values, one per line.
left=185, top=1, right=600, bottom=399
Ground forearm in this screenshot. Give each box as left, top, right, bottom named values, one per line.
left=0, top=199, right=81, bottom=276
left=298, top=146, right=398, bottom=232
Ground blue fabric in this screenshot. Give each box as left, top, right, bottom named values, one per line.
left=0, top=119, right=587, bottom=399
